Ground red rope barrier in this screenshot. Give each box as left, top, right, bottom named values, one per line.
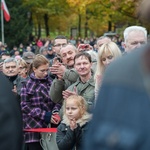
left=24, top=128, right=57, bottom=133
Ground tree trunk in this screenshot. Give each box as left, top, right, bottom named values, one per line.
left=108, top=21, right=112, bottom=32
left=37, top=22, right=41, bottom=38
left=78, top=14, right=81, bottom=37
left=85, top=15, right=88, bottom=37
left=44, top=14, right=49, bottom=36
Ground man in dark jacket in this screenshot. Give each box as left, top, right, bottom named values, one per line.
left=2, top=57, right=22, bottom=93
left=0, top=72, right=22, bottom=150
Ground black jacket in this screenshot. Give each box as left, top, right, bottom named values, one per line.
left=57, top=113, right=92, bottom=150
left=0, top=72, right=23, bottom=150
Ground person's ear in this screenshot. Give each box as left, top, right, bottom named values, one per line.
left=33, top=67, right=36, bottom=72
left=122, top=41, right=126, bottom=49
left=81, top=106, right=85, bottom=115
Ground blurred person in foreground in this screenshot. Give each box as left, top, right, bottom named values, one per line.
left=0, top=72, right=22, bottom=150
left=83, top=1, right=150, bottom=149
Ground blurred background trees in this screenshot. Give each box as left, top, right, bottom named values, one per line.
left=0, top=0, right=149, bottom=47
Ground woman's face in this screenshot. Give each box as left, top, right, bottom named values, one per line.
left=101, top=51, right=114, bottom=67
left=33, top=63, right=49, bottom=79
left=18, top=64, right=27, bottom=78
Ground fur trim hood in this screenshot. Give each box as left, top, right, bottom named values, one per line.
left=62, top=112, right=92, bottom=127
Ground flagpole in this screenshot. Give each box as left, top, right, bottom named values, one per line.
left=1, top=2, right=4, bottom=44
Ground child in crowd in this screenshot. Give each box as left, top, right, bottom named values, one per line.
left=56, top=95, right=92, bottom=150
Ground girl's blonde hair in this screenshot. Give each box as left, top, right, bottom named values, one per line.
left=63, top=95, right=88, bottom=116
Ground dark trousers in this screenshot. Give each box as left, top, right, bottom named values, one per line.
left=24, top=142, right=42, bottom=150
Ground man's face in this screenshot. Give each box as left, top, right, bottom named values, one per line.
left=3, top=62, right=19, bottom=76
left=1, top=55, right=10, bottom=60
left=74, top=56, right=92, bottom=77
left=53, top=39, right=67, bottom=54
left=124, top=31, right=147, bottom=52
left=26, top=46, right=31, bottom=52
left=47, top=49, right=54, bottom=55
left=60, top=45, right=76, bottom=67
left=97, top=38, right=111, bottom=49
left=42, top=50, right=48, bottom=56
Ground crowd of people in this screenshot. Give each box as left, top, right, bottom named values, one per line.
left=0, top=25, right=149, bottom=150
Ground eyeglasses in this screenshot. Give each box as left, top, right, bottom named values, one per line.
left=101, top=55, right=113, bottom=62
left=54, top=43, right=67, bottom=47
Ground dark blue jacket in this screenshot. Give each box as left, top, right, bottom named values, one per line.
left=83, top=45, right=150, bottom=150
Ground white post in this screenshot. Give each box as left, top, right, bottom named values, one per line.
left=1, top=3, right=4, bottom=44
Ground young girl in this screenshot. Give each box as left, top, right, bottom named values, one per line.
left=56, top=95, right=92, bottom=150
left=21, top=54, right=61, bottom=150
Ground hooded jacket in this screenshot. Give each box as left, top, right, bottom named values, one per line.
left=56, top=112, right=92, bottom=150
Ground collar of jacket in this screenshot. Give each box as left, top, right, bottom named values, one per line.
left=75, top=71, right=95, bottom=87
left=62, top=112, right=92, bottom=127
left=5, top=74, right=18, bottom=83
left=30, top=73, right=50, bottom=82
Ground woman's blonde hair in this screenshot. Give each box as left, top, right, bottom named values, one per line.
left=17, top=58, right=28, bottom=69
left=95, top=41, right=122, bottom=78
left=63, top=95, right=88, bottom=116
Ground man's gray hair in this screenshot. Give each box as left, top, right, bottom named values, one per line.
left=3, top=58, right=18, bottom=67
left=124, top=26, right=147, bottom=43
left=97, top=36, right=111, bottom=44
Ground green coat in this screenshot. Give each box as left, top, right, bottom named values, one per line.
left=67, top=75, right=95, bottom=112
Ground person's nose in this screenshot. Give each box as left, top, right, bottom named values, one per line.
left=66, top=54, right=71, bottom=59
left=105, top=59, right=111, bottom=65
left=68, top=109, right=72, bottom=114
left=80, top=64, right=84, bottom=68
left=136, top=42, right=142, bottom=48
left=8, top=67, right=13, bottom=71
left=44, top=71, right=48, bottom=76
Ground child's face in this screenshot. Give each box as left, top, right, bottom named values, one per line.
left=65, top=100, right=82, bottom=120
